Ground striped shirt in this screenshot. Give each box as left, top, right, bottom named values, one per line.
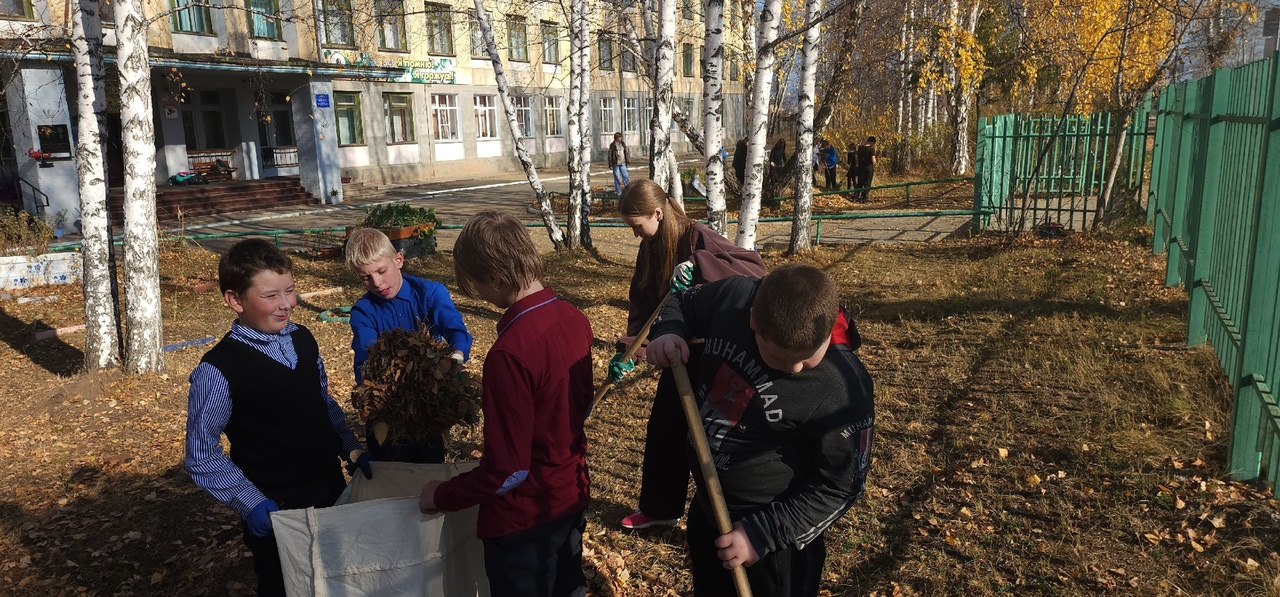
left=185, top=321, right=361, bottom=518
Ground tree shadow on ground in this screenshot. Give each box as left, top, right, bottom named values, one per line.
left=0, top=306, right=83, bottom=376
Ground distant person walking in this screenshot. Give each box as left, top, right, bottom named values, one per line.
left=854, top=136, right=878, bottom=203
left=820, top=139, right=839, bottom=191
left=732, top=137, right=748, bottom=190
left=768, top=139, right=787, bottom=186
left=608, top=132, right=630, bottom=196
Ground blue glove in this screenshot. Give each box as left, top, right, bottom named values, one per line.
left=347, top=451, right=374, bottom=480
left=246, top=498, right=279, bottom=538
left=669, top=259, right=696, bottom=294
left=607, top=352, right=636, bottom=383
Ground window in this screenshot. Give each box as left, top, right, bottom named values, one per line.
left=1266, top=9, right=1280, bottom=38
left=426, top=4, right=455, bottom=55
left=0, top=0, right=32, bottom=18
left=682, top=0, right=694, bottom=20
left=598, top=98, right=617, bottom=133
left=544, top=96, right=564, bottom=136
left=335, top=92, right=363, bottom=145
left=474, top=95, right=498, bottom=139
left=507, top=17, right=528, bottom=62
left=729, top=51, right=739, bottom=81
left=682, top=43, right=694, bottom=77
left=699, top=46, right=705, bottom=78
left=384, top=93, right=414, bottom=144
left=513, top=96, right=535, bottom=137
left=257, top=92, right=295, bottom=148
left=432, top=94, right=460, bottom=141
left=642, top=97, right=653, bottom=134
left=679, top=97, right=695, bottom=130
left=621, top=47, right=637, bottom=72
left=170, top=0, right=212, bottom=34
left=323, top=0, right=354, bottom=46
left=248, top=0, right=280, bottom=39
left=622, top=98, right=638, bottom=132
left=378, top=0, right=407, bottom=51
left=598, top=37, right=614, bottom=71
left=469, top=12, right=489, bottom=58
left=541, top=21, right=561, bottom=64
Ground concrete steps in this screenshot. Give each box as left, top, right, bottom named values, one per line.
left=108, top=177, right=318, bottom=225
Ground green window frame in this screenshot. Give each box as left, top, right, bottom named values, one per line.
left=598, top=36, right=614, bottom=71
left=426, top=3, right=455, bottom=56
left=682, top=43, right=694, bottom=77
left=469, top=12, right=488, bottom=59
left=335, top=92, right=364, bottom=146
left=170, top=0, right=213, bottom=34
left=378, top=0, right=408, bottom=51
left=248, top=0, right=281, bottom=40
left=323, top=0, right=355, bottom=47
left=541, top=21, right=561, bottom=64
left=507, top=16, right=528, bottom=62
left=0, top=0, right=34, bottom=18
left=384, top=93, right=414, bottom=144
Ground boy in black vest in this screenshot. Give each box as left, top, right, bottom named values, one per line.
left=185, top=239, right=371, bottom=597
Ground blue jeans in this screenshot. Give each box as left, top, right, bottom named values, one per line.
left=612, top=165, right=630, bottom=195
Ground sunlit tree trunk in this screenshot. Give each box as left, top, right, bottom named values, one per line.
left=946, top=0, right=980, bottom=176
left=475, top=0, right=564, bottom=249
left=117, top=0, right=163, bottom=373
left=574, top=0, right=592, bottom=248
left=71, top=0, right=119, bottom=370
left=565, top=0, right=590, bottom=248
left=740, top=0, right=757, bottom=124
left=735, top=0, right=782, bottom=249
left=703, top=0, right=728, bottom=234
left=789, top=0, right=821, bottom=253
left=650, top=0, right=677, bottom=193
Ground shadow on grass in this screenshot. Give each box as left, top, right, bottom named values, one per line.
left=0, top=306, right=84, bottom=376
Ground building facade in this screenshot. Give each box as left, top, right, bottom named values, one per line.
left=0, top=0, right=745, bottom=225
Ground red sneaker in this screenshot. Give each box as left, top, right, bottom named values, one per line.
left=620, top=511, right=680, bottom=529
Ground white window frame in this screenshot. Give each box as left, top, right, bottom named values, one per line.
left=431, top=93, right=461, bottom=141
left=622, top=97, right=639, bottom=133
left=513, top=96, right=535, bottom=138
left=598, top=98, right=617, bottom=134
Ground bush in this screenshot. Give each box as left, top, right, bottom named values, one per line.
left=360, top=204, right=440, bottom=241
left=0, top=208, right=54, bottom=256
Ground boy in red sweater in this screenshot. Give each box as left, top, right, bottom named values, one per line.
left=418, top=211, right=594, bottom=597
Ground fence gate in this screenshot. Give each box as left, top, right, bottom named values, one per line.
left=974, top=108, right=1150, bottom=231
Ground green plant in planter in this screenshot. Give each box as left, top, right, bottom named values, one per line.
left=360, top=204, right=441, bottom=258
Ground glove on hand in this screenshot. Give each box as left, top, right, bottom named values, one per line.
left=669, top=260, right=696, bottom=294
left=347, top=450, right=374, bottom=480
left=607, top=352, right=636, bottom=383
left=246, top=498, right=279, bottom=538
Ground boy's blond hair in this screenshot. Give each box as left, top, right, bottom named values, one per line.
left=452, top=211, right=543, bottom=298
left=753, top=263, right=839, bottom=350
left=344, top=228, right=398, bottom=269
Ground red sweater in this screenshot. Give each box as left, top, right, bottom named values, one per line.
left=433, top=287, right=593, bottom=538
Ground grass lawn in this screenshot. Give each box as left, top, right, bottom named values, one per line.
left=0, top=225, right=1277, bottom=595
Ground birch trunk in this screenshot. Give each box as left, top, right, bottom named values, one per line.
left=117, top=0, right=164, bottom=373
left=71, top=0, right=119, bottom=369
left=650, top=0, right=677, bottom=192
left=740, top=0, right=757, bottom=124
left=789, top=0, right=821, bottom=253
left=573, top=0, right=592, bottom=247
left=565, top=0, right=586, bottom=249
left=735, top=0, right=783, bottom=249
left=667, top=150, right=683, bottom=209
left=947, top=1, right=980, bottom=176
left=474, top=0, right=564, bottom=248
left=702, top=0, right=728, bottom=235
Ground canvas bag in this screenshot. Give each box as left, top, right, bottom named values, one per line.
left=271, top=461, right=490, bottom=596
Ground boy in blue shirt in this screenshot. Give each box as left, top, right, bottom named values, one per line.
left=346, top=227, right=473, bottom=463
left=186, top=238, right=371, bottom=597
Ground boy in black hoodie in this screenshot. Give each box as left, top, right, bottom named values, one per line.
left=646, top=263, right=875, bottom=597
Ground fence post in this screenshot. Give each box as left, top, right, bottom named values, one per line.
left=1182, top=72, right=1225, bottom=348
left=1148, top=95, right=1167, bottom=236
left=1163, top=84, right=1197, bottom=289
left=973, top=117, right=988, bottom=231
left=1228, top=52, right=1280, bottom=482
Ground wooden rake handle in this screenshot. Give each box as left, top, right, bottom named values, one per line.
left=672, top=362, right=754, bottom=597
left=589, top=292, right=668, bottom=413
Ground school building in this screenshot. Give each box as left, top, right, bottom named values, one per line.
left=0, top=0, right=746, bottom=227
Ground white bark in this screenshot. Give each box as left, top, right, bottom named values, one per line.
left=947, top=0, right=980, bottom=176
left=790, top=0, right=821, bottom=253
left=735, top=0, right=782, bottom=249
left=667, top=150, right=683, bottom=209
left=740, top=0, right=757, bottom=124
left=565, top=0, right=587, bottom=249
left=474, top=0, right=564, bottom=249
left=117, top=0, right=164, bottom=373
left=650, top=0, right=677, bottom=192
left=703, top=0, right=728, bottom=235
left=72, top=0, right=120, bottom=370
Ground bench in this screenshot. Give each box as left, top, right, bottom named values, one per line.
left=191, top=160, right=238, bottom=181
left=187, top=149, right=239, bottom=181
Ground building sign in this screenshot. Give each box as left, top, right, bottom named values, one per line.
left=163, top=105, right=179, bottom=119
left=321, top=49, right=457, bottom=84
left=315, top=93, right=331, bottom=108
left=36, top=125, right=72, bottom=158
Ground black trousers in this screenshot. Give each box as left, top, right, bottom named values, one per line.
left=637, top=350, right=700, bottom=520
left=854, top=167, right=875, bottom=201
left=686, top=503, right=827, bottom=597
left=482, top=510, right=588, bottom=597
left=243, top=468, right=347, bottom=597
left=845, top=166, right=856, bottom=189
left=824, top=165, right=838, bottom=190
left=366, top=421, right=445, bottom=463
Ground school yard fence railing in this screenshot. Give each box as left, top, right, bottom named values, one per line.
left=1149, top=50, right=1280, bottom=498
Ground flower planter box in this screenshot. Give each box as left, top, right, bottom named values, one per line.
left=0, top=252, right=82, bottom=290
left=380, top=224, right=434, bottom=241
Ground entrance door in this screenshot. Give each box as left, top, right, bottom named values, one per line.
left=181, top=90, right=229, bottom=150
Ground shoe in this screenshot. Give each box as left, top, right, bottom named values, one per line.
left=620, top=511, right=680, bottom=529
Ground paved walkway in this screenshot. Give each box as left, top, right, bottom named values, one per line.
left=93, top=165, right=973, bottom=258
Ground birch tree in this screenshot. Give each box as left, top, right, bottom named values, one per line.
left=703, top=0, right=729, bottom=234
left=649, top=0, right=677, bottom=193
left=572, top=0, right=593, bottom=248
left=70, top=0, right=120, bottom=370
left=564, top=0, right=587, bottom=249
left=474, top=0, right=564, bottom=249
left=116, top=0, right=164, bottom=373
left=789, top=0, right=821, bottom=253
left=735, top=0, right=783, bottom=249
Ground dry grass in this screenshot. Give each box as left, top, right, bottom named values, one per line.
left=0, top=227, right=1277, bottom=595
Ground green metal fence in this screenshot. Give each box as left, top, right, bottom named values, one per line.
left=1149, top=51, right=1280, bottom=498
left=975, top=108, right=1151, bottom=231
